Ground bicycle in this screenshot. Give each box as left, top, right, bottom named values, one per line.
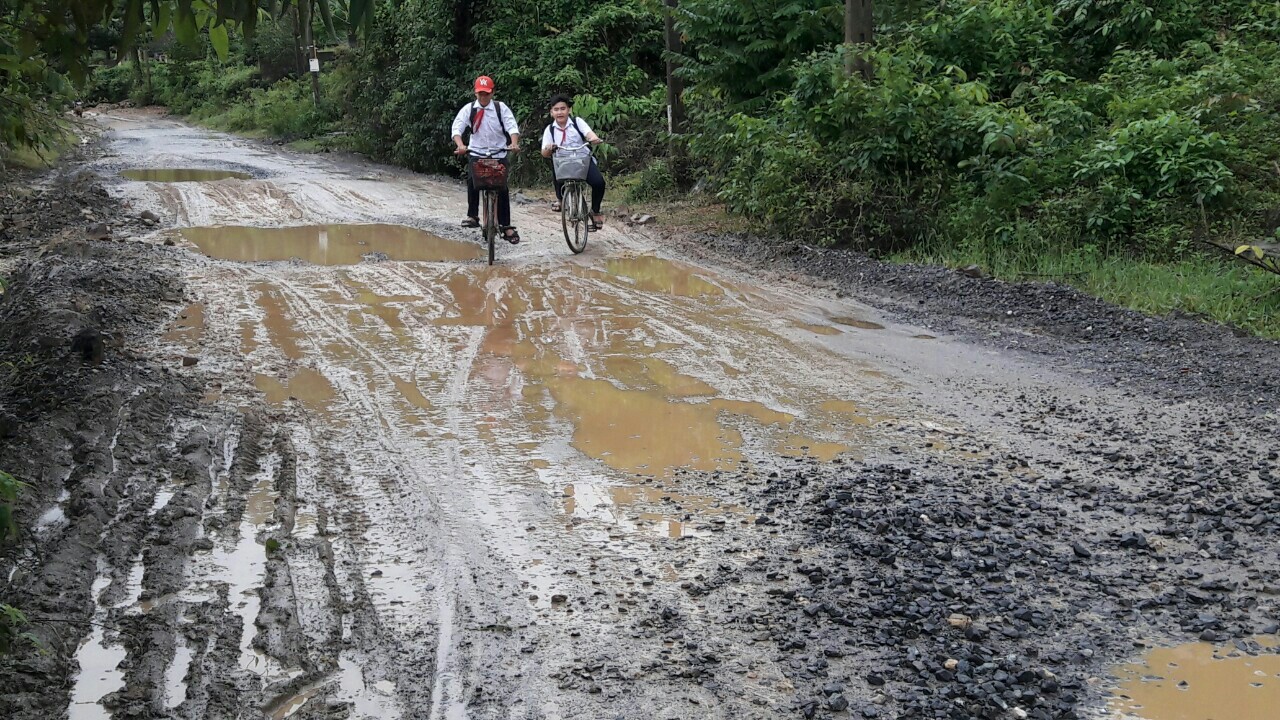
left=467, top=147, right=518, bottom=265
left=553, top=144, right=593, bottom=255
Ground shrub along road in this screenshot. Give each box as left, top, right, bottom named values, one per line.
left=0, top=111, right=1276, bottom=720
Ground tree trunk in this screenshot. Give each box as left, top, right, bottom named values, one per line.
left=292, top=4, right=306, bottom=76
left=845, top=0, right=874, bottom=79
left=299, top=0, right=321, bottom=105
left=663, top=0, right=685, bottom=135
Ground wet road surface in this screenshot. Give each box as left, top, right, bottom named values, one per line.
left=48, top=109, right=1276, bottom=720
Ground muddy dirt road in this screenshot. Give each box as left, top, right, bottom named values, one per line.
left=2, top=110, right=1278, bottom=720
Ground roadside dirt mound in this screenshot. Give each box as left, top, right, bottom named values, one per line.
left=676, top=232, right=1280, bottom=413
left=0, top=174, right=205, bottom=719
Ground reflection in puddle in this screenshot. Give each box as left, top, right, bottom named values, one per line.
left=163, top=641, right=193, bottom=710
left=121, top=168, right=252, bottom=182
left=337, top=657, right=402, bottom=717
left=181, top=224, right=484, bottom=265
left=68, top=567, right=125, bottom=720
left=211, top=459, right=279, bottom=672
left=1109, top=638, right=1280, bottom=720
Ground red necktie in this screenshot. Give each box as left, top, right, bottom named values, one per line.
left=561, top=125, right=568, bottom=144
left=473, top=107, right=485, bottom=133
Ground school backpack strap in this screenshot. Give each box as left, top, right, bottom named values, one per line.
left=571, top=116, right=588, bottom=144
left=498, top=102, right=513, bottom=145
left=462, top=102, right=514, bottom=145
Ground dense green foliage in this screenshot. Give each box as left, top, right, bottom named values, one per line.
left=342, top=0, right=665, bottom=176
left=13, top=0, right=1280, bottom=332
left=692, top=0, right=1280, bottom=256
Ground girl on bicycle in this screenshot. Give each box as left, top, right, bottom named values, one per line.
left=540, top=94, right=606, bottom=231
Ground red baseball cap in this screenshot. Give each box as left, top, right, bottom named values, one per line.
left=474, top=76, right=495, bottom=92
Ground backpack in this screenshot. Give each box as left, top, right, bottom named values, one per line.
left=547, top=116, right=588, bottom=147
left=462, top=101, right=513, bottom=145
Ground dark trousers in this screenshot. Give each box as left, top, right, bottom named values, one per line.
left=467, top=157, right=512, bottom=226
left=554, top=158, right=606, bottom=214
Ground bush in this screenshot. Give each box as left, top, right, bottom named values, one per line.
left=84, top=63, right=135, bottom=103
left=685, top=0, right=1280, bottom=260
left=625, top=158, right=679, bottom=202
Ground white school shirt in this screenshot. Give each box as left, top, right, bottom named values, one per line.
left=541, top=116, right=594, bottom=150
left=451, top=100, right=520, bottom=157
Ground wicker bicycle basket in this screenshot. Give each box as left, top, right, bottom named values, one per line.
left=469, top=157, right=508, bottom=190
left=553, top=147, right=592, bottom=181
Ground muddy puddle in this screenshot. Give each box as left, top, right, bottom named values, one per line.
left=830, top=316, right=885, bottom=330
left=179, top=224, right=484, bottom=265
left=68, top=565, right=125, bottom=719
left=220, top=252, right=915, bottom=550
left=121, top=168, right=252, bottom=182
left=1108, top=638, right=1280, bottom=719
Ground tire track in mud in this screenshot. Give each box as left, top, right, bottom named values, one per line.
left=157, top=251, right=889, bottom=717
left=84, top=110, right=1247, bottom=720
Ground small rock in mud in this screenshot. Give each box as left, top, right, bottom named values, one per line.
left=181, top=355, right=198, bottom=367
left=85, top=222, right=110, bottom=240
left=140, top=209, right=160, bottom=222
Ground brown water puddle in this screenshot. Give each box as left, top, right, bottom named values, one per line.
left=547, top=376, right=746, bottom=475
left=426, top=267, right=884, bottom=477
left=163, top=302, right=206, bottom=346
left=347, top=277, right=420, bottom=333
left=254, top=369, right=335, bottom=412
left=1109, top=638, right=1280, bottom=720
left=254, top=283, right=306, bottom=360
left=121, top=168, right=252, bottom=182
left=393, top=377, right=432, bottom=412
left=796, top=322, right=843, bottom=336
left=831, top=316, right=885, bottom=330
left=603, top=255, right=727, bottom=297
left=180, top=224, right=484, bottom=265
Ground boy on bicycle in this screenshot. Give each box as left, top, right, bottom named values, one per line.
left=452, top=75, right=522, bottom=244
left=540, top=94, right=606, bottom=231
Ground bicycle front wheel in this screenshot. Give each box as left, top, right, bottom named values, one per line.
left=562, top=183, right=587, bottom=254
left=483, top=191, right=497, bottom=265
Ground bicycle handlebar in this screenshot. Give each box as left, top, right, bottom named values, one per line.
left=466, top=146, right=520, bottom=158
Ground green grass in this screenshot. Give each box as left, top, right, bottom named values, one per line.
left=897, top=239, right=1280, bottom=338
left=0, top=127, right=80, bottom=171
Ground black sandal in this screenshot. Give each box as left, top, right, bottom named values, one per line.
left=503, top=227, right=521, bottom=245
left=461, top=217, right=480, bottom=228
left=551, top=201, right=561, bottom=212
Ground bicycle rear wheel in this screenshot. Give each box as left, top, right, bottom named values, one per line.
left=562, top=183, right=587, bottom=254
left=483, top=191, right=497, bottom=265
